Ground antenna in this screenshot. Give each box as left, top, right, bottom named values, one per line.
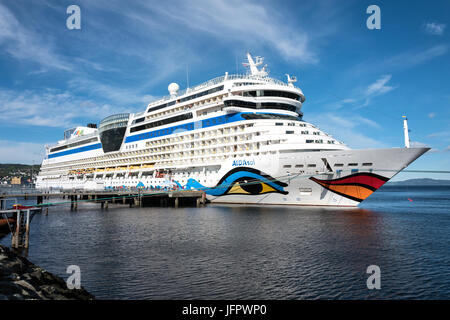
left=285, top=74, right=297, bottom=87
left=403, top=116, right=410, bottom=148
left=243, top=52, right=269, bottom=76
left=186, top=64, right=189, bottom=89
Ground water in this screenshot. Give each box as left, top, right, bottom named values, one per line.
left=1, top=185, right=449, bottom=299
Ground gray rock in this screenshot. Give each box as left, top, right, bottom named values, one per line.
left=0, top=281, right=22, bottom=295
left=0, top=244, right=94, bottom=300
left=11, top=293, right=24, bottom=300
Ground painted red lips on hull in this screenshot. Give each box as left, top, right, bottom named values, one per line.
left=310, top=172, right=389, bottom=202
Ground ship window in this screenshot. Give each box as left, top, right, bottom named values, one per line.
left=306, top=140, right=314, bottom=143
left=224, top=100, right=297, bottom=112
left=295, top=164, right=304, bottom=168
left=307, top=164, right=316, bottom=167
left=348, top=163, right=358, bottom=166
left=242, top=90, right=301, bottom=101
left=334, top=163, right=344, bottom=167
left=241, top=113, right=301, bottom=121
left=286, top=130, right=294, bottom=134
left=49, top=137, right=99, bottom=153
left=275, top=123, right=283, bottom=126
left=132, top=117, right=145, bottom=124
left=362, top=163, right=373, bottom=166
left=283, top=165, right=292, bottom=168
left=130, top=112, right=193, bottom=133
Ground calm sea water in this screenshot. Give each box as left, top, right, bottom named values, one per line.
left=1, top=185, right=449, bottom=299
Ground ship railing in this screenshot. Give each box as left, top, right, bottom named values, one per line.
left=48, top=131, right=99, bottom=149
left=147, top=73, right=299, bottom=107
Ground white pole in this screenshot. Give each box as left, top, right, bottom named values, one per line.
left=403, top=116, right=410, bottom=148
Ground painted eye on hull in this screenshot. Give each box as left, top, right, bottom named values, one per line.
left=184, top=167, right=289, bottom=196
left=227, top=177, right=278, bottom=195
left=217, top=168, right=289, bottom=196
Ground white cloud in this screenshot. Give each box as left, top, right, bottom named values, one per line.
left=0, top=140, right=45, bottom=164
left=0, top=88, right=135, bottom=128
left=331, top=75, right=396, bottom=110
left=366, top=75, right=395, bottom=96
left=155, top=0, right=317, bottom=63
left=427, top=131, right=450, bottom=141
left=424, top=22, right=446, bottom=35
left=67, top=77, right=160, bottom=106
left=0, top=3, right=71, bottom=71
left=385, top=45, right=448, bottom=69
left=84, top=0, right=325, bottom=64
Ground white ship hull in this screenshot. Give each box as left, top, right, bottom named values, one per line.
left=35, top=53, right=430, bottom=207
left=205, top=147, right=428, bottom=206
left=37, top=147, right=428, bottom=207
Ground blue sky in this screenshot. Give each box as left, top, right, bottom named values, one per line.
left=0, top=0, right=449, bottom=180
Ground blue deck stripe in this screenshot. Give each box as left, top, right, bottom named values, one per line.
left=47, top=112, right=293, bottom=159
left=48, top=143, right=103, bottom=159
left=124, top=113, right=245, bottom=143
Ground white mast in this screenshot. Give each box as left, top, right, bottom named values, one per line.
left=285, top=74, right=297, bottom=87
left=403, top=116, right=410, bottom=148
left=242, top=52, right=268, bottom=77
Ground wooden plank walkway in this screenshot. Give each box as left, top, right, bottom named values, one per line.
left=0, top=190, right=206, bottom=208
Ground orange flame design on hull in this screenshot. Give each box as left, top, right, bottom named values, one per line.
left=310, top=172, right=389, bottom=202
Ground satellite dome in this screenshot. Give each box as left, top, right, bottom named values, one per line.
left=168, top=83, right=180, bottom=97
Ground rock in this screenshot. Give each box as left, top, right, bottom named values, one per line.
left=0, top=281, right=22, bottom=295
left=0, top=244, right=94, bottom=300
left=15, top=279, right=37, bottom=292
left=11, top=293, right=24, bottom=300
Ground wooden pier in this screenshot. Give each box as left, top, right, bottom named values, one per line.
left=1, top=207, right=42, bottom=249
left=1, top=190, right=206, bottom=249
left=0, top=190, right=207, bottom=210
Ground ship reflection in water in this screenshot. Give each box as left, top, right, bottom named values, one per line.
left=0, top=185, right=449, bottom=299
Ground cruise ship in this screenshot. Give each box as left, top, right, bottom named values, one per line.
left=36, top=53, right=429, bottom=206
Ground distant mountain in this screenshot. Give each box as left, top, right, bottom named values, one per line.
left=388, top=178, right=450, bottom=186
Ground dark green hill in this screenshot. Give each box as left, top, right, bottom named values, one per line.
left=0, top=164, right=40, bottom=180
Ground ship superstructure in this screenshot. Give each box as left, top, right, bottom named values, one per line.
left=36, top=53, right=429, bottom=206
